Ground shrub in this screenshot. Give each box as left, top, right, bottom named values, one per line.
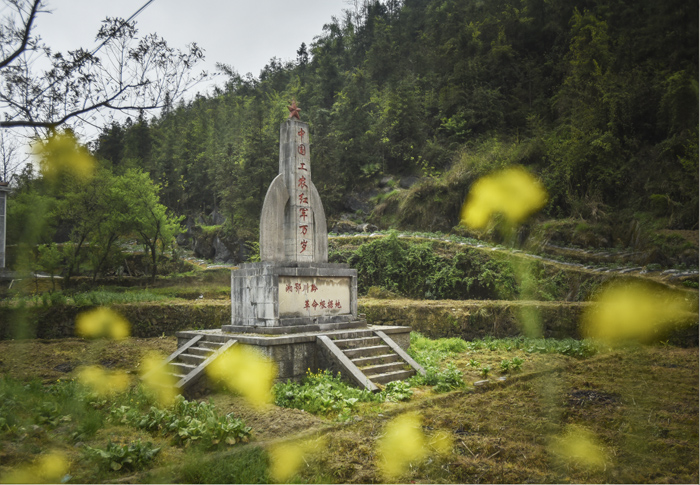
left=352, top=232, right=517, bottom=300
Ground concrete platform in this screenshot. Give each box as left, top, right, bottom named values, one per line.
left=175, top=324, right=412, bottom=383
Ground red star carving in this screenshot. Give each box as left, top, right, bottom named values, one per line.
left=287, top=99, right=301, bottom=120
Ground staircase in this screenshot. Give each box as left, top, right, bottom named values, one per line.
left=148, top=328, right=423, bottom=396
left=145, top=334, right=237, bottom=394
left=318, top=329, right=426, bottom=392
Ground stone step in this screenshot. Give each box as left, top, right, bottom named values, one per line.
left=361, top=362, right=407, bottom=376
left=370, top=369, right=415, bottom=385
left=343, top=345, right=391, bottom=359
left=328, top=330, right=375, bottom=340
left=189, top=346, right=216, bottom=356
left=352, top=353, right=402, bottom=367
left=332, top=336, right=382, bottom=349
left=178, top=353, right=207, bottom=365
left=199, top=340, right=226, bottom=350
left=171, top=361, right=197, bottom=374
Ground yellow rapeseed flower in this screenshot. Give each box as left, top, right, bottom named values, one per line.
left=1, top=451, right=69, bottom=484
left=428, top=429, right=454, bottom=455
left=77, top=365, right=130, bottom=396
left=268, top=436, right=327, bottom=483
left=33, top=132, right=95, bottom=181
left=206, top=345, right=277, bottom=409
left=461, top=166, right=547, bottom=229
left=139, top=352, right=178, bottom=407
left=376, top=412, right=427, bottom=480
left=550, top=425, right=608, bottom=470
left=582, top=282, right=696, bottom=343
left=75, top=307, right=130, bottom=340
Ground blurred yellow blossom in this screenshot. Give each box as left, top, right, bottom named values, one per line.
left=582, top=282, right=696, bottom=343
left=140, top=352, right=178, bottom=407
left=1, top=451, right=69, bottom=484
left=428, top=429, right=454, bottom=455
left=77, top=365, right=130, bottom=396
left=206, top=344, right=277, bottom=409
left=460, top=166, right=547, bottom=229
left=75, top=307, right=130, bottom=340
left=550, top=425, right=608, bottom=470
left=377, top=412, right=427, bottom=480
left=33, top=131, right=95, bottom=181
left=269, top=436, right=327, bottom=483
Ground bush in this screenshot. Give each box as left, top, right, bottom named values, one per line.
left=352, top=232, right=517, bottom=300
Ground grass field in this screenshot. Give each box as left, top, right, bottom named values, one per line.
left=0, top=333, right=696, bottom=484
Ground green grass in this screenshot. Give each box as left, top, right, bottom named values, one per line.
left=168, top=447, right=270, bottom=483
left=466, top=335, right=599, bottom=358
left=71, top=290, right=172, bottom=306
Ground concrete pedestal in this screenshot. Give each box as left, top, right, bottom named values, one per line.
left=177, top=325, right=412, bottom=383
left=224, top=261, right=361, bottom=334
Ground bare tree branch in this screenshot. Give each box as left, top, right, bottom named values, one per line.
left=0, top=0, right=42, bottom=69
left=0, top=3, right=205, bottom=131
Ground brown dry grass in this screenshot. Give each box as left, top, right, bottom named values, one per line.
left=295, top=345, right=698, bottom=484
left=0, top=338, right=696, bottom=483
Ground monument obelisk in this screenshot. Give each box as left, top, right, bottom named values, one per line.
left=225, top=100, right=362, bottom=334
left=259, top=100, right=327, bottom=263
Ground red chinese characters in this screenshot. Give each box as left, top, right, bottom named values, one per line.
left=285, top=280, right=344, bottom=314
left=298, top=144, right=306, bottom=156
left=299, top=224, right=308, bottom=236
left=300, top=240, right=308, bottom=253
left=298, top=193, right=308, bottom=205
left=298, top=128, right=305, bottom=142
left=297, top=162, right=307, bottom=171
left=298, top=176, right=307, bottom=189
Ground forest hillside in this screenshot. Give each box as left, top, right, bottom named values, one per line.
left=9, top=0, right=699, bottom=268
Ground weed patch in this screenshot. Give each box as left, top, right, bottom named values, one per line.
left=274, top=370, right=381, bottom=418
left=110, top=394, right=251, bottom=449
left=84, top=439, right=160, bottom=472
left=466, top=335, right=599, bottom=358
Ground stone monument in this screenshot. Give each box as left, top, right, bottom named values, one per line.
left=224, top=100, right=361, bottom=333
left=162, top=101, right=424, bottom=395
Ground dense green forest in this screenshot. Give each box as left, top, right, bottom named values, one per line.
left=9, top=0, right=699, bottom=269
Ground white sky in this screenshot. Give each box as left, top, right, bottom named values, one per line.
left=35, top=0, right=351, bottom=98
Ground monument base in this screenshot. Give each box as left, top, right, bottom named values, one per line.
left=176, top=325, right=413, bottom=385
left=230, top=261, right=359, bottom=330
left=222, top=319, right=367, bottom=335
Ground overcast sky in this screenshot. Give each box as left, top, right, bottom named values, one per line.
left=35, top=0, right=351, bottom=97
